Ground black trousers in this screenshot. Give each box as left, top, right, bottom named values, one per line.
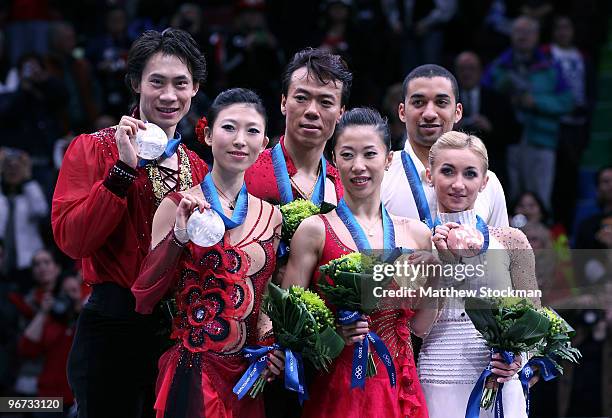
left=67, top=283, right=159, bottom=418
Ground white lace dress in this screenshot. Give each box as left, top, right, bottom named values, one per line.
left=417, top=210, right=539, bottom=418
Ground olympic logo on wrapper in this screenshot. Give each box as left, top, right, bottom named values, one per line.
left=354, top=365, right=363, bottom=379
left=383, top=354, right=392, bottom=367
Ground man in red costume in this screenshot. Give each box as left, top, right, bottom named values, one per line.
left=52, top=28, right=208, bottom=418
left=244, top=47, right=351, bottom=418
left=244, top=47, right=352, bottom=206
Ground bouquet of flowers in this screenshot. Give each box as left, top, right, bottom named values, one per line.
left=532, top=307, right=581, bottom=372
left=516, top=307, right=582, bottom=414
left=233, top=283, right=344, bottom=402
left=278, top=200, right=336, bottom=257
left=318, top=252, right=398, bottom=389
left=464, top=297, right=551, bottom=413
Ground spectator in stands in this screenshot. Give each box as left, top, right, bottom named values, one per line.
left=0, top=31, right=19, bottom=94
left=454, top=50, right=520, bottom=189
left=86, top=7, right=131, bottom=119
left=381, top=0, right=457, bottom=73
left=46, top=21, right=100, bottom=133
left=0, top=150, right=48, bottom=282
left=545, top=15, right=595, bottom=231
left=575, top=167, right=612, bottom=250
left=0, top=53, right=68, bottom=197
left=483, top=15, right=573, bottom=211
left=18, top=273, right=83, bottom=417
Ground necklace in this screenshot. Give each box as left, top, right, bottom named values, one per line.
left=214, top=185, right=238, bottom=210
left=357, top=215, right=382, bottom=237
left=289, top=164, right=321, bottom=200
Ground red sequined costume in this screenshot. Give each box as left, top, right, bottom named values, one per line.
left=244, top=136, right=343, bottom=204
left=52, top=126, right=208, bottom=287
left=132, top=193, right=280, bottom=418
left=301, top=215, right=428, bottom=418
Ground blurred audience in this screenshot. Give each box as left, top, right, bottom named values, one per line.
left=483, top=15, right=573, bottom=211
left=0, top=150, right=49, bottom=282
left=546, top=15, right=595, bottom=232
left=46, top=21, right=100, bottom=134
left=454, top=50, right=520, bottom=189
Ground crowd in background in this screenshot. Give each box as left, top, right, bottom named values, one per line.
left=0, top=0, right=611, bottom=417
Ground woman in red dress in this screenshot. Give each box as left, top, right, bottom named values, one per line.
left=283, top=108, right=437, bottom=418
left=131, top=88, right=284, bottom=418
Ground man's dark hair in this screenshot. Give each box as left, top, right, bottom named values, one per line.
left=125, top=28, right=207, bottom=100
left=332, top=107, right=391, bottom=152
left=281, top=47, right=352, bottom=107
left=401, top=64, right=460, bottom=103
left=207, top=88, right=267, bottom=135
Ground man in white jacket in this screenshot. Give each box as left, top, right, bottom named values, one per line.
left=381, top=64, right=509, bottom=227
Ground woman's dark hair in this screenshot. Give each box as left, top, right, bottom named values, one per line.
left=207, top=88, right=267, bottom=134
left=282, top=47, right=353, bottom=107
left=125, top=28, right=207, bottom=100
left=511, top=191, right=550, bottom=224
left=332, top=107, right=391, bottom=151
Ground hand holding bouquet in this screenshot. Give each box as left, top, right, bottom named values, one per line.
left=233, top=283, right=344, bottom=402
left=465, top=297, right=550, bottom=415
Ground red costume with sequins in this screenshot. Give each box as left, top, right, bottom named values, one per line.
left=301, top=215, right=428, bottom=418
left=52, top=127, right=208, bottom=288
left=244, top=137, right=343, bottom=204
left=132, top=193, right=279, bottom=418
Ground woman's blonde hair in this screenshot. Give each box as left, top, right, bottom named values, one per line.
left=428, top=131, right=489, bottom=172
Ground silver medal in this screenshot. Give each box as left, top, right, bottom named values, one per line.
left=135, top=122, right=168, bottom=160
left=186, top=208, right=225, bottom=247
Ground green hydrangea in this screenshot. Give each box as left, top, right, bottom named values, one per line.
left=289, top=286, right=334, bottom=333
left=280, top=199, right=320, bottom=242
left=331, top=252, right=374, bottom=276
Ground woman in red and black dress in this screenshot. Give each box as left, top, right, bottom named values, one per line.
left=132, top=89, right=284, bottom=418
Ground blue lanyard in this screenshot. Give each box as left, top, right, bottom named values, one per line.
left=400, top=150, right=433, bottom=228
left=137, top=134, right=182, bottom=167
left=271, top=142, right=327, bottom=205
left=336, top=199, right=395, bottom=251
left=200, top=174, right=248, bottom=229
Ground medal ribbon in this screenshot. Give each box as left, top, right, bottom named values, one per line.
left=138, top=133, right=182, bottom=167
left=200, top=174, right=248, bottom=229
left=271, top=142, right=327, bottom=205
left=401, top=150, right=433, bottom=228
left=336, top=199, right=395, bottom=251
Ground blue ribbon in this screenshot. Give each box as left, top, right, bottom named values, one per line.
left=401, top=150, right=433, bottom=228
left=271, top=142, right=327, bottom=205
left=233, top=345, right=308, bottom=404
left=138, top=134, right=182, bottom=167
left=233, top=344, right=279, bottom=399
left=465, top=348, right=513, bottom=418
left=200, top=174, right=249, bottom=230
left=338, top=309, right=397, bottom=390
left=336, top=199, right=396, bottom=252
left=283, top=348, right=309, bottom=404
left=519, top=356, right=560, bottom=415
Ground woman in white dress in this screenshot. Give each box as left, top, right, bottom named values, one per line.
left=418, top=131, right=540, bottom=418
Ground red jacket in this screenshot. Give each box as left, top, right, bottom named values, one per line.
left=52, top=127, right=208, bottom=288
